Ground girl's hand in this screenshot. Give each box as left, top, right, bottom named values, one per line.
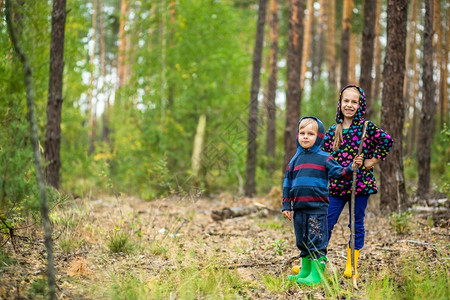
left=352, top=155, right=363, bottom=170
left=364, top=157, right=380, bottom=170
left=282, top=210, right=292, bottom=221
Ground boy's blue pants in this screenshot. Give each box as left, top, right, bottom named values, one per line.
left=293, top=211, right=328, bottom=259
left=327, top=194, right=370, bottom=250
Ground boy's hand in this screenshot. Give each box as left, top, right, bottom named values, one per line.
left=352, top=155, right=363, bottom=170
left=282, top=210, right=292, bottom=221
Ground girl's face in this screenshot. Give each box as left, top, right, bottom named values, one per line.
left=298, top=123, right=317, bottom=149
left=341, top=89, right=360, bottom=120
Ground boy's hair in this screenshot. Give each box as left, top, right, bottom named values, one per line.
left=299, top=118, right=318, bottom=132
left=333, top=87, right=360, bottom=151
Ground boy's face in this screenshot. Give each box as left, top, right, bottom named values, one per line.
left=298, top=123, right=317, bottom=149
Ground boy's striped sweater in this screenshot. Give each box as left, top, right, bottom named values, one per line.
left=282, top=116, right=354, bottom=214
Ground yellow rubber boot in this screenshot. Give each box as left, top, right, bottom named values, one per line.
left=344, top=246, right=360, bottom=278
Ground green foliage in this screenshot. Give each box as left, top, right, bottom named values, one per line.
left=388, top=211, right=413, bottom=234
left=0, top=249, right=16, bottom=270
left=431, top=123, right=450, bottom=196
left=28, top=277, right=48, bottom=298
left=266, top=239, right=287, bottom=256
left=107, top=228, right=133, bottom=254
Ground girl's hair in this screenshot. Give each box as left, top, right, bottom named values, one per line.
left=332, top=87, right=360, bottom=151
left=299, top=118, right=318, bottom=132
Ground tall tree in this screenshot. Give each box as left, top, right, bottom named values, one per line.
left=314, top=0, right=325, bottom=83
left=88, top=0, right=98, bottom=155
left=371, top=0, right=382, bottom=109
left=379, top=0, right=408, bottom=212
left=265, top=0, right=279, bottom=173
left=245, top=0, right=267, bottom=197
left=284, top=0, right=304, bottom=169
left=340, top=0, right=353, bottom=88
left=416, top=0, right=435, bottom=200
left=359, top=0, right=376, bottom=109
left=300, top=0, right=313, bottom=88
left=117, top=0, right=127, bottom=89
left=45, top=0, right=67, bottom=189
left=6, top=1, right=57, bottom=298
left=325, top=0, right=336, bottom=86
left=406, top=0, right=419, bottom=156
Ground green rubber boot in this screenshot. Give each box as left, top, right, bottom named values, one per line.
left=288, top=256, right=311, bottom=281
left=297, top=257, right=327, bottom=285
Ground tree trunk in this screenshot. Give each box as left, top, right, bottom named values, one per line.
left=44, top=0, right=67, bottom=189
left=191, top=114, right=206, bottom=177
left=88, top=0, right=98, bottom=155
left=441, top=6, right=449, bottom=127
left=284, top=0, right=304, bottom=169
left=371, top=0, right=382, bottom=113
left=117, top=0, right=127, bottom=88
left=340, top=0, right=353, bottom=88
left=406, top=0, right=418, bottom=156
left=300, top=0, right=313, bottom=88
left=99, top=0, right=110, bottom=143
left=5, top=1, right=57, bottom=298
left=379, top=0, right=408, bottom=212
left=416, top=0, right=435, bottom=201
left=325, top=0, right=336, bottom=86
left=265, top=0, right=279, bottom=174
left=315, top=0, right=325, bottom=83
left=359, top=0, right=376, bottom=108
left=245, top=0, right=267, bottom=197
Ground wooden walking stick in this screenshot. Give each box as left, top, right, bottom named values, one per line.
left=350, top=121, right=367, bottom=289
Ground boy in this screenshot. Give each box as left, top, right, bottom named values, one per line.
left=282, top=116, right=362, bottom=285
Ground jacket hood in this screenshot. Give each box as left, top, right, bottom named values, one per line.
left=335, top=84, right=366, bottom=124
left=295, top=116, right=325, bottom=152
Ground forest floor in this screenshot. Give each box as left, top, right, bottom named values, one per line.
left=0, top=191, right=449, bottom=299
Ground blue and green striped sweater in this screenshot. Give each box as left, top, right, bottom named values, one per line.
left=282, top=116, right=354, bottom=214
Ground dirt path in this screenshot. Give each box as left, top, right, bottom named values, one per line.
left=1, top=195, right=449, bottom=299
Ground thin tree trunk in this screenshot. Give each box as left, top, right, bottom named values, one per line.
left=88, top=0, right=97, bottom=155
left=191, top=114, right=206, bottom=177
left=348, top=31, right=357, bottom=83
left=315, top=0, right=325, bottom=83
left=245, top=0, right=267, bottom=197
left=406, top=0, right=418, bottom=156
left=359, top=0, right=376, bottom=109
left=325, top=0, right=336, bottom=86
left=284, top=0, right=304, bottom=169
left=99, top=0, right=109, bottom=143
left=416, top=0, right=435, bottom=201
left=117, top=0, right=127, bottom=89
left=371, top=0, right=382, bottom=111
left=265, top=0, right=279, bottom=173
left=300, top=0, right=313, bottom=88
left=379, top=0, right=408, bottom=213
left=441, top=6, right=449, bottom=127
left=340, top=0, right=353, bottom=87
left=5, top=1, right=56, bottom=298
left=44, top=0, right=67, bottom=189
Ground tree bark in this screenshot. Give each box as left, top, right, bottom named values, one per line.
left=300, top=0, right=313, bottom=88
left=359, top=0, right=376, bottom=109
left=340, top=0, right=353, bottom=88
left=44, top=0, right=67, bottom=189
left=416, top=0, right=435, bottom=201
left=5, top=1, right=56, bottom=298
left=371, top=0, right=382, bottom=111
left=88, top=0, right=98, bottom=155
left=325, top=0, right=336, bottom=86
left=245, top=0, right=267, bottom=197
left=265, top=0, right=279, bottom=173
left=117, top=0, right=127, bottom=89
left=380, top=0, right=408, bottom=212
left=284, top=0, right=304, bottom=169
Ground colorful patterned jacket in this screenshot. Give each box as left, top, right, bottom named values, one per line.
left=322, top=85, right=394, bottom=196
left=282, top=116, right=355, bottom=214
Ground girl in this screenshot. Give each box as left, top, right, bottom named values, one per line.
left=322, top=85, right=393, bottom=278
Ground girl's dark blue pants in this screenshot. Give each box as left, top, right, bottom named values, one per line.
left=293, top=211, right=328, bottom=259
left=327, top=194, right=370, bottom=250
